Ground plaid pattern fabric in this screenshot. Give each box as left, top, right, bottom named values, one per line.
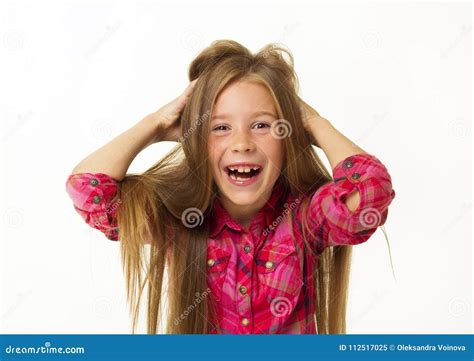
left=65, top=172, right=120, bottom=241
left=65, top=153, right=396, bottom=334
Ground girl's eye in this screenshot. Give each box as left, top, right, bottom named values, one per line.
left=211, top=122, right=270, bottom=132
left=212, top=125, right=229, bottom=132
left=253, top=122, right=270, bottom=129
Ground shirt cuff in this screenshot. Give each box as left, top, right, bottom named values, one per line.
left=65, top=173, right=121, bottom=241
left=308, top=153, right=396, bottom=248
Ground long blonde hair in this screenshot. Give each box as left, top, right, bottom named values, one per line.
left=116, top=40, right=353, bottom=334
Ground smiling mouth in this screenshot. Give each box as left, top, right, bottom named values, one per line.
left=224, top=166, right=263, bottom=181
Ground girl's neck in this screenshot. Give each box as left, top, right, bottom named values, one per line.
left=220, top=191, right=272, bottom=232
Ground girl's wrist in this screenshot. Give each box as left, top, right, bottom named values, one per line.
left=140, top=114, right=165, bottom=145
left=144, top=112, right=164, bottom=128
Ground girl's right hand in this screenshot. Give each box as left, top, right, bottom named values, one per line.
left=149, top=79, right=198, bottom=143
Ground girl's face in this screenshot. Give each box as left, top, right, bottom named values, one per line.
left=208, top=80, right=284, bottom=216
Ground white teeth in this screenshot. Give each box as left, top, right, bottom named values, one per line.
left=227, top=167, right=260, bottom=181
left=228, top=166, right=261, bottom=173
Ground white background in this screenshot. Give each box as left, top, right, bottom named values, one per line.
left=0, top=1, right=471, bottom=334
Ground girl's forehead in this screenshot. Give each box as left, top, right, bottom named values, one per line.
left=211, top=110, right=278, bottom=123
left=211, top=88, right=278, bottom=122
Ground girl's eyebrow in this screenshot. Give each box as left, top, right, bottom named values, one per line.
left=211, top=110, right=277, bottom=121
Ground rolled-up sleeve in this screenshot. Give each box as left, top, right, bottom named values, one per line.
left=65, top=173, right=121, bottom=241
left=304, top=153, right=396, bottom=252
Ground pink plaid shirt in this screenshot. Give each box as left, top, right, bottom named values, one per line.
left=65, top=152, right=396, bottom=334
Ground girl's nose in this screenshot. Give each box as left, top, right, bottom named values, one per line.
left=230, top=132, right=255, bottom=153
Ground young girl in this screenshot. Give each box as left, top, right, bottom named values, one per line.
left=66, top=40, right=396, bottom=334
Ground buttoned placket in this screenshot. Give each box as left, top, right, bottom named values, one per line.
left=236, top=229, right=254, bottom=334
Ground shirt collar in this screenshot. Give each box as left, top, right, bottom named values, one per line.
left=209, top=177, right=287, bottom=238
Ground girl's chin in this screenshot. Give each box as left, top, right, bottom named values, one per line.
left=218, top=183, right=269, bottom=206
left=226, top=195, right=257, bottom=205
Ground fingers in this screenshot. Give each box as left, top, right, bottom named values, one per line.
left=163, top=79, right=199, bottom=118
left=177, top=78, right=197, bottom=105
left=184, top=78, right=198, bottom=94
left=298, top=96, right=320, bottom=118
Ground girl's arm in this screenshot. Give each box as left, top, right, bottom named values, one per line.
left=306, top=116, right=366, bottom=212
left=299, top=152, right=396, bottom=252
left=71, top=114, right=166, bottom=182
left=299, top=97, right=367, bottom=169
left=71, top=79, right=197, bottom=181
left=307, top=116, right=367, bottom=170
left=295, top=100, right=395, bottom=252
left=66, top=80, right=197, bottom=241
left=299, top=99, right=367, bottom=212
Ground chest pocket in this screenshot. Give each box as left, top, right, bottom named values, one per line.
left=256, top=235, right=303, bottom=297
left=206, top=245, right=231, bottom=302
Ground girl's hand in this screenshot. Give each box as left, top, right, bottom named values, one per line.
left=149, top=79, right=198, bottom=143
left=298, top=96, right=322, bottom=147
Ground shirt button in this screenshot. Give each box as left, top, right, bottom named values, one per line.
left=243, top=245, right=251, bottom=253
left=241, top=318, right=250, bottom=326
left=343, top=159, right=353, bottom=168
left=351, top=172, right=361, bottom=180
left=265, top=261, right=274, bottom=269
left=239, top=285, right=247, bottom=295
left=207, top=259, right=215, bottom=267
left=90, top=178, right=99, bottom=187
left=93, top=195, right=101, bottom=204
